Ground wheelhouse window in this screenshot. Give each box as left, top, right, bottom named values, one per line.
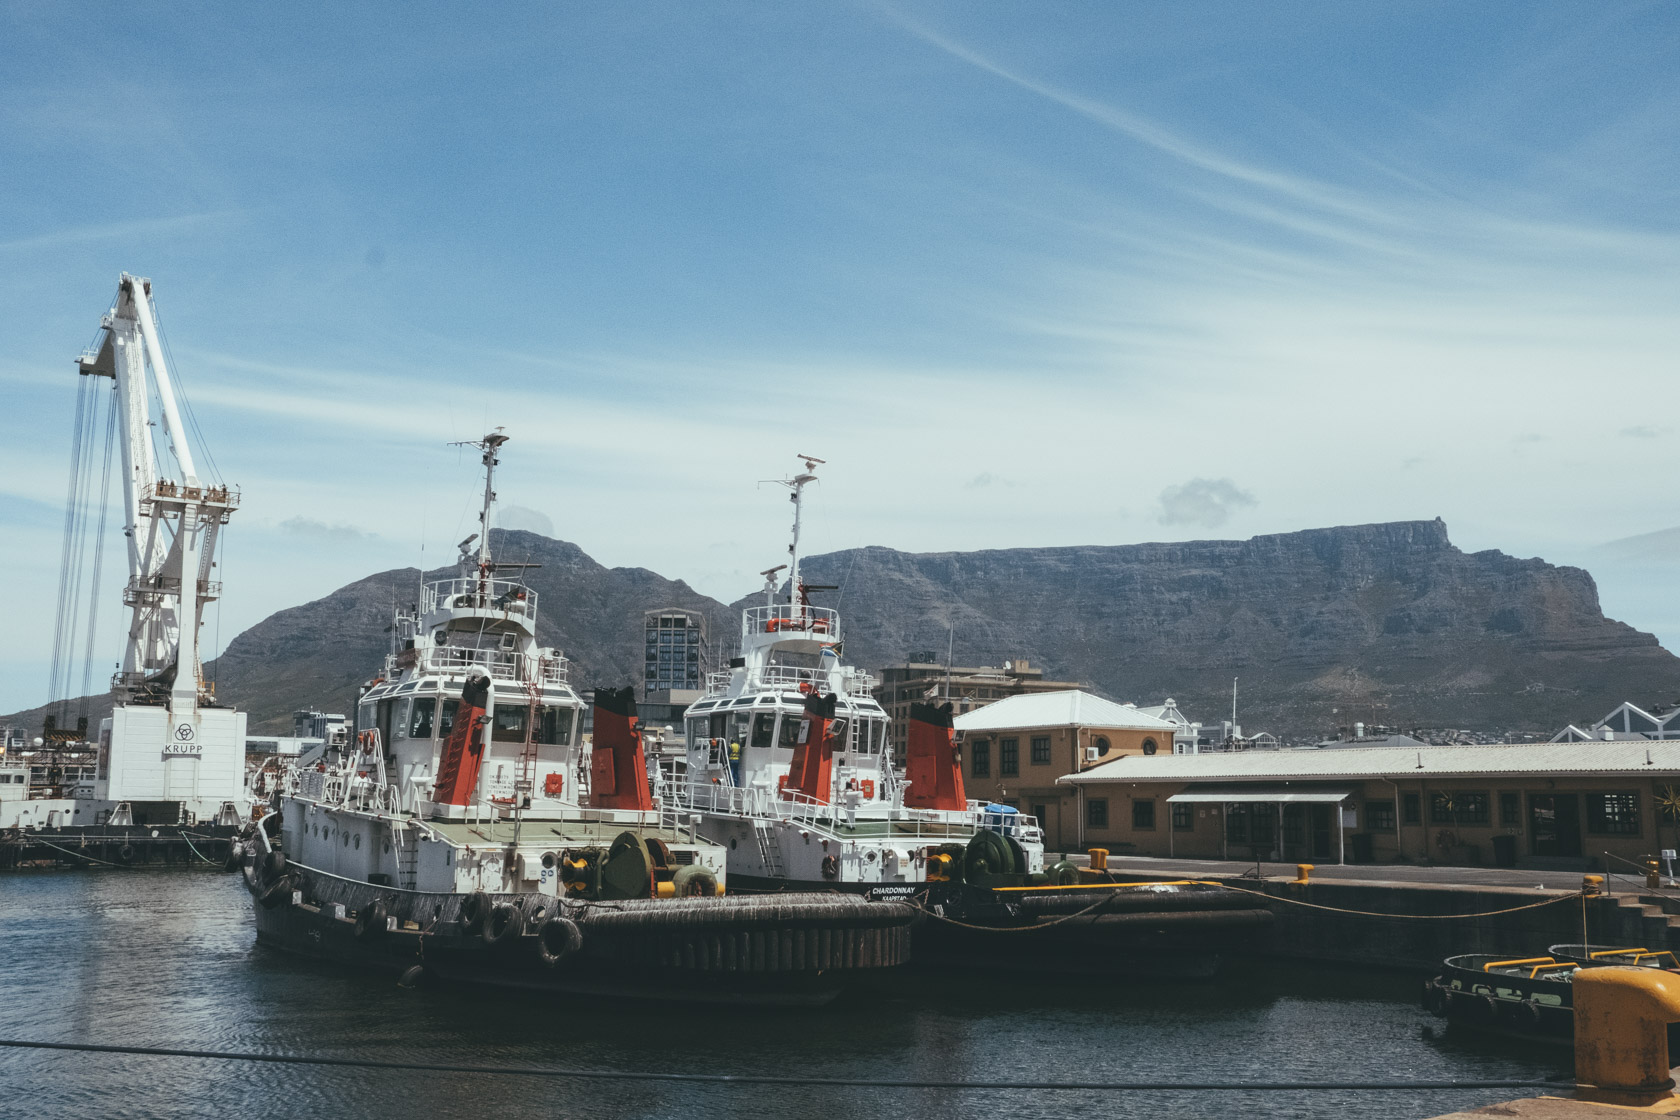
left=408, top=698, right=435, bottom=739
left=751, top=713, right=776, bottom=750
left=1000, top=738, right=1019, bottom=777
left=536, top=707, right=573, bottom=746
left=780, top=714, right=803, bottom=749
left=439, top=699, right=459, bottom=735
left=1030, top=736, right=1051, bottom=765
left=970, top=740, right=991, bottom=777
left=1086, top=798, right=1108, bottom=828
left=1587, top=792, right=1640, bottom=836
left=491, top=707, right=528, bottom=742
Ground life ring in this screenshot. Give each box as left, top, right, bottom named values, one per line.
left=354, top=898, right=389, bottom=940
left=798, top=682, right=813, bottom=695
left=459, top=890, right=491, bottom=935
left=821, top=854, right=839, bottom=880
left=536, top=916, right=582, bottom=967
left=482, top=902, right=525, bottom=946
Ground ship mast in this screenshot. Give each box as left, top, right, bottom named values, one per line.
left=774, top=454, right=823, bottom=610
left=452, top=429, right=508, bottom=581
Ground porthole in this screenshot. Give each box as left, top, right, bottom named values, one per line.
left=343, top=832, right=350, bottom=847
left=353, top=834, right=362, bottom=850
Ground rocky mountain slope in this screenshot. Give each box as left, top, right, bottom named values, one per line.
left=9, top=520, right=1675, bottom=738
left=786, top=519, right=1679, bottom=736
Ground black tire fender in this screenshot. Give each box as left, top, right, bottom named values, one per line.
left=460, top=890, right=490, bottom=936
left=262, top=850, right=287, bottom=880
left=354, top=898, right=389, bottom=940
left=536, top=916, right=582, bottom=967
left=259, top=875, right=294, bottom=910
left=483, top=902, right=525, bottom=946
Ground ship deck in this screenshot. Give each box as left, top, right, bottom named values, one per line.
left=423, top=819, right=710, bottom=848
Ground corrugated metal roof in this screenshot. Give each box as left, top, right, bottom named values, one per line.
left=953, top=690, right=1179, bottom=733
left=1168, top=786, right=1356, bottom=804
left=1058, top=740, right=1680, bottom=784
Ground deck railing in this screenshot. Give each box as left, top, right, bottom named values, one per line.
left=422, top=577, right=539, bottom=619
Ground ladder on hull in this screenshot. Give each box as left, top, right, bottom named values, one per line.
left=752, top=819, right=784, bottom=880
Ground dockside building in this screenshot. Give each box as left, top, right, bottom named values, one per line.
left=1055, top=741, right=1680, bottom=869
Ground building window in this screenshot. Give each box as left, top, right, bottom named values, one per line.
left=1226, top=804, right=1248, bottom=843
left=1587, top=792, right=1640, bottom=836
left=1500, top=792, right=1521, bottom=827
left=1367, top=801, right=1396, bottom=832
left=1030, top=736, right=1051, bottom=765
left=1431, top=791, right=1490, bottom=826
left=1093, top=736, right=1111, bottom=757
left=1142, top=738, right=1158, bottom=756
left=1086, top=798, right=1108, bottom=829
left=1171, top=803, right=1193, bottom=831
left=970, top=740, right=990, bottom=777
left=1000, top=738, right=1019, bottom=777
left=1133, top=799, right=1155, bottom=830
left=1403, top=792, right=1420, bottom=824
left=1031, top=802, right=1047, bottom=825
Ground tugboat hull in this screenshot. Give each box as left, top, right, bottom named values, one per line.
left=246, top=859, right=915, bottom=1007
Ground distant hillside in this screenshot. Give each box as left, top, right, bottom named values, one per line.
left=778, top=519, right=1680, bottom=736
left=9, top=520, right=1675, bottom=738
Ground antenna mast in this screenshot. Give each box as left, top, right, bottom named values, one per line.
left=772, top=454, right=824, bottom=608
left=450, top=429, right=508, bottom=575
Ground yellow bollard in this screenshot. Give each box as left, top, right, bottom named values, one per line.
left=1088, top=848, right=1108, bottom=872
left=1649, top=860, right=1662, bottom=891
left=1293, top=863, right=1313, bottom=885
left=1574, top=966, right=1680, bottom=1105
left=1583, top=873, right=1605, bottom=895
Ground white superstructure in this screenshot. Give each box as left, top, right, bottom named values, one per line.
left=678, top=457, right=1044, bottom=888
left=276, top=432, right=726, bottom=896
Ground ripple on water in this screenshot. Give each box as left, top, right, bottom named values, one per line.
left=0, top=870, right=1567, bottom=1120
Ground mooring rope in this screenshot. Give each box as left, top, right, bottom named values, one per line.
left=0, top=1039, right=1572, bottom=1092
left=1209, top=881, right=1583, bottom=920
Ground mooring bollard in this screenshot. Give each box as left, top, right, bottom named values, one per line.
left=1583, top=873, right=1604, bottom=895
left=1574, top=966, right=1680, bottom=1106
left=1647, top=860, right=1662, bottom=891
left=1293, top=863, right=1313, bottom=885
left=1087, top=848, right=1108, bottom=872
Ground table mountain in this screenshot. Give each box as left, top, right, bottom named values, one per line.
left=8, top=520, right=1674, bottom=738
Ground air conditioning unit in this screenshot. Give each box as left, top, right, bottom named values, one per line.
left=1084, top=746, right=1099, bottom=762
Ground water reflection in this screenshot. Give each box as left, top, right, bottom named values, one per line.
left=0, top=870, right=1566, bottom=1120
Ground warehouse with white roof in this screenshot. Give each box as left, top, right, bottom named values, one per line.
left=1054, top=741, right=1680, bottom=869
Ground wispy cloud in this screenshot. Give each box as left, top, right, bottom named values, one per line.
left=1156, top=478, right=1257, bottom=528
left=0, top=211, right=243, bottom=254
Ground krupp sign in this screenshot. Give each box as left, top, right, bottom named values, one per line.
left=163, top=719, right=201, bottom=758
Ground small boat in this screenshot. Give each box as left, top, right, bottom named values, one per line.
left=1424, top=945, right=1680, bottom=1039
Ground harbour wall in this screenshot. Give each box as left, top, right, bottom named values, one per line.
left=1115, top=873, right=1680, bottom=972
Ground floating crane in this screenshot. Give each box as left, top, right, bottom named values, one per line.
left=66, top=274, right=246, bottom=825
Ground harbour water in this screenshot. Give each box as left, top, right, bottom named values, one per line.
left=0, top=870, right=1565, bottom=1120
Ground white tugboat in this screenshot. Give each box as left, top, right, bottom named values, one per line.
left=678, top=457, right=1048, bottom=892
left=244, top=433, right=914, bottom=1004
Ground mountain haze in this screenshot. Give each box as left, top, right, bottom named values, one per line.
left=7, top=521, right=1675, bottom=738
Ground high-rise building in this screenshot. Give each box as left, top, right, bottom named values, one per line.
left=643, top=608, right=708, bottom=697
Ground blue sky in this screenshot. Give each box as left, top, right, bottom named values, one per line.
left=2, top=3, right=1678, bottom=715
